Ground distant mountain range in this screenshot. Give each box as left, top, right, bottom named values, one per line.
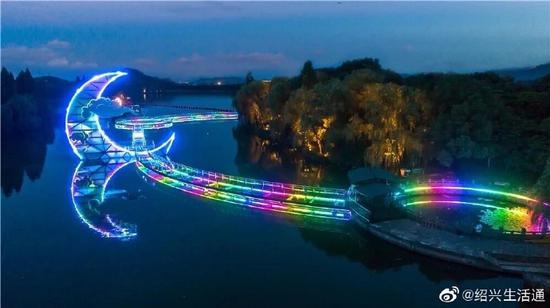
left=102, top=68, right=242, bottom=100
left=21, top=61, right=550, bottom=103
left=491, top=63, right=550, bottom=81
left=85, top=63, right=550, bottom=101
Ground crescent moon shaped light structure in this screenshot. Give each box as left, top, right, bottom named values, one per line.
left=71, top=160, right=137, bottom=239
left=65, top=71, right=174, bottom=161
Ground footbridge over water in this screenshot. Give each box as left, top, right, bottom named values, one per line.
left=137, top=154, right=350, bottom=220
left=114, top=110, right=351, bottom=220
left=113, top=109, right=548, bottom=229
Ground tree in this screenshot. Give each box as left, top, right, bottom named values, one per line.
left=232, top=81, right=270, bottom=125
left=300, top=60, right=317, bottom=89
left=16, top=68, right=34, bottom=95
left=245, top=72, right=254, bottom=84
left=1, top=67, right=16, bottom=103
left=231, top=56, right=549, bottom=188
left=268, top=77, right=291, bottom=114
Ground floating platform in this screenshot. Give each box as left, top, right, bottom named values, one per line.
left=347, top=168, right=550, bottom=276
left=365, top=218, right=550, bottom=275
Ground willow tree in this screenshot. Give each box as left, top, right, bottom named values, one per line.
left=233, top=80, right=270, bottom=125
left=344, top=75, right=429, bottom=169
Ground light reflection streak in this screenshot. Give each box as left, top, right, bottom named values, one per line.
left=71, top=161, right=137, bottom=239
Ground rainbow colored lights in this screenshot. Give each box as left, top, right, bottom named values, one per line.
left=480, top=207, right=549, bottom=233
left=143, top=155, right=345, bottom=205
left=398, top=184, right=548, bottom=234
left=402, top=185, right=539, bottom=205
left=137, top=154, right=351, bottom=220
left=403, top=200, right=501, bottom=210
left=120, top=109, right=350, bottom=220
left=115, top=112, right=238, bottom=130
left=71, top=161, right=137, bottom=239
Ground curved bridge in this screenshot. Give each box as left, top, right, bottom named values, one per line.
left=144, top=103, right=235, bottom=113
left=137, top=153, right=350, bottom=220
left=115, top=111, right=238, bottom=130
left=112, top=104, right=350, bottom=220
left=393, top=182, right=548, bottom=235
left=397, top=183, right=540, bottom=208
left=67, top=72, right=547, bottom=239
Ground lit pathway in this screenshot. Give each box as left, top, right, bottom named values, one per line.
left=137, top=153, right=350, bottom=220
left=115, top=111, right=238, bottom=130
left=117, top=111, right=351, bottom=220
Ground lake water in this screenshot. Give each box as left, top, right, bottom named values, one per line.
left=2, top=94, right=524, bottom=307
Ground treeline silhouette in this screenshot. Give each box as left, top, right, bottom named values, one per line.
left=1, top=67, right=71, bottom=196
left=233, top=58, right=550, bottom=200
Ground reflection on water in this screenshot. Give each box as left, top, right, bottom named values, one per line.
left=2, top=94, right=527, bottom=307
left=233, top=126, right=348, bottom=188
left=231, top=123, right=510, bottom=282
left=1, top=107, right=55, bottom=197
left=299, top=226, right=502, bottom=283
left=71, top=161, right=137, bottom=239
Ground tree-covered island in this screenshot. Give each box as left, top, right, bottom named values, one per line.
left=233, top=58, right=550, bottom=200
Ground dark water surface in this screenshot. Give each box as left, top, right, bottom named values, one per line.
left=2, top=94, right=524, bottom=307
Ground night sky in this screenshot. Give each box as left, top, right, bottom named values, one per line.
left=1, top=1, right=549, bottom=81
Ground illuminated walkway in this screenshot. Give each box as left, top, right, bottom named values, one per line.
left=393, top=182, right=548, bottom=235
left=115, top=111, right=351, bottom=220
left=67, top=72, right=547, bottom=239
left=144, top=103, right=235, bottom=113
left=137, top=153, right=350, bottom=220
left=115, top=111, right=238, bottom=130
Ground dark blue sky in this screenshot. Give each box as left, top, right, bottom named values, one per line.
left=2, top=1, right=549, bottom=81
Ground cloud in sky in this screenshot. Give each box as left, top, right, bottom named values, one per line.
left=46, top=39, right=71, bottom=49
left=172, top=52, right=296, bottom=77
left=2, top=39, right=97, bottom=71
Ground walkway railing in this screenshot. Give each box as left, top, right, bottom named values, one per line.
left=136, top=153, right=351, bottom=220
left=139, top=153, right=347, bottom=207
left=115, top=112, right=238, bottom=130
left=146, top=104, right=236, bottom=113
